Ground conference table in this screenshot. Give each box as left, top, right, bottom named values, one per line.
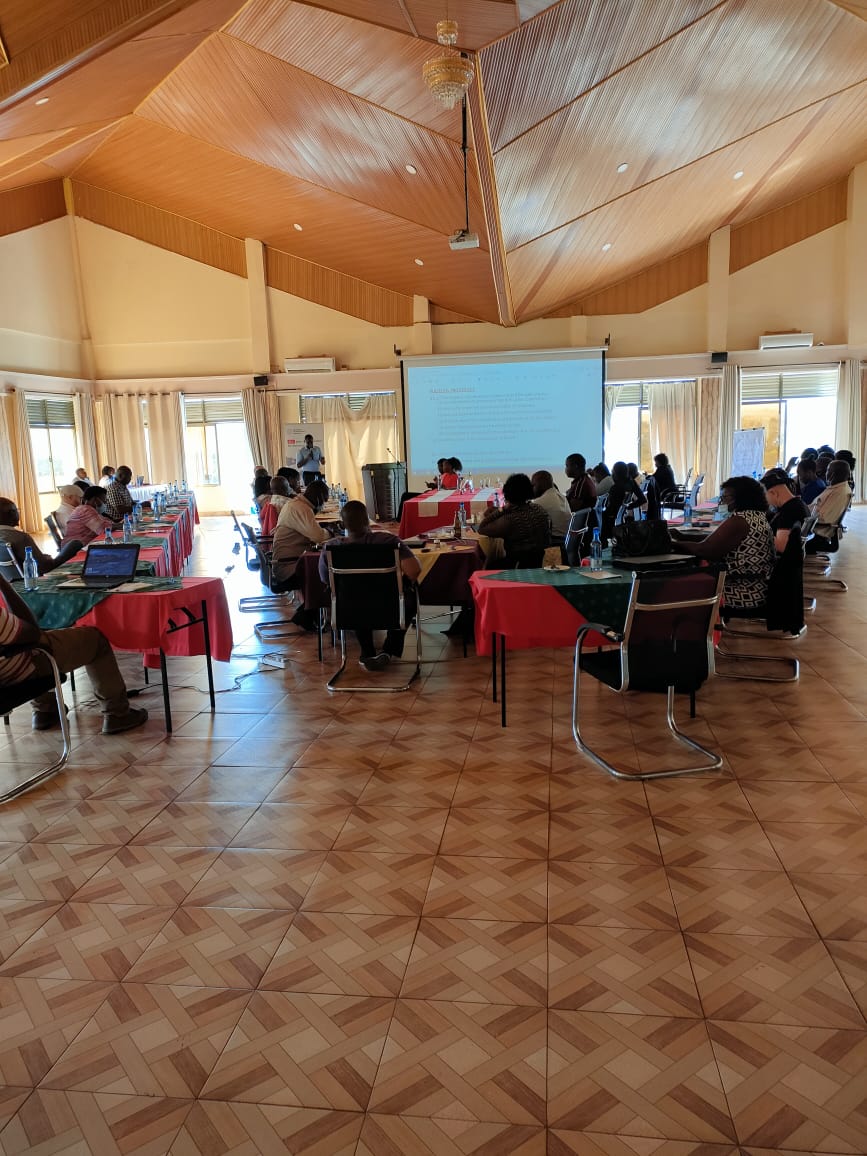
left=399, top=488, right=503, bottom=537
left=67, top=494, right=199, bottom=579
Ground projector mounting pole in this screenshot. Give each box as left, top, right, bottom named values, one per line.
left=461, top=92, right=470, bottom=234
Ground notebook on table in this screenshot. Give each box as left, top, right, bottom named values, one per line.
left=70, top=543, right=141, bottom=589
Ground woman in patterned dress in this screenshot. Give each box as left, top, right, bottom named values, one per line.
left=671, top=476, right=774, bottom=609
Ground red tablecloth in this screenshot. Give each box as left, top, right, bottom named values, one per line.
left=470, top=570, right=609, bottom=656
left=399, top=490, right=502, bottom=537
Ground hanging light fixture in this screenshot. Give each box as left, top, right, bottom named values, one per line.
left=423, top=18, right=475, bottom=109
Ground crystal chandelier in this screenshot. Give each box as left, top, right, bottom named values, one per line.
left=423, top=19, right=475, bottom=109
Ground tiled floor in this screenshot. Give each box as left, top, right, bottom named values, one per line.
left=0, top=513, right=865, bottom=1154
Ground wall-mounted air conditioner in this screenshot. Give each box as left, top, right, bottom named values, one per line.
left=283, top=357, right=336, bottom=373
left=758, top=333, right=814, bottom=351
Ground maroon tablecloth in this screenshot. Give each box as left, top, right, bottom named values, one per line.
left=399, top=490, right=502, bottom=537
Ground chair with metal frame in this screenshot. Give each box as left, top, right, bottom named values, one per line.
left=238, top=527, right=303, bottom=641
left=563, top=509, right=592, bottom=566
left=0, top=544, right=23, bottom=584
left=803, top=511, right=849, bottom=591
left=325, top=543, right=421, bottom=693
left=0, top=645, right=70, bottom=802
left=45, top=514, right=62, bottom=548
left=572, top=567, right=725, bottom=779
left=231, top=510, right=265, bottom=571
left=660, top=474, right=704, bottom=518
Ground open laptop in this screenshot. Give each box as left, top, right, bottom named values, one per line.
left=77, top=543, right=141, bottom=589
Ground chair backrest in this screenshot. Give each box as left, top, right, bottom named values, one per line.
left=507, top=550, right=545, bottom=570
left=564, top=509, right=592, bottom=565
left=2, top=544, right=24, bottom=580
left=801, top=512, right=818, bottom=540
left=44, top=514, right=62, bottom=548
left=595, top=494, right=608, bottom=512
left=620, top=568, right=725, bottom=693
left=688, top=474, right=704, bottom=506
left=565, top=509, right=592, bottom=538
left=684, top=468, right=693, bottom=488
left=326, top=544, right=405, bottom=632
left=230, top=510, right=244, bottom=537
left=766, top=522, right=805, bottom=634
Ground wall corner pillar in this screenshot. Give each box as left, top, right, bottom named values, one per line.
left=706, top=226, right=730, bottom=353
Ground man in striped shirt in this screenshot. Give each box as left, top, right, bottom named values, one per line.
left=0, top=574, right=148, bottom=734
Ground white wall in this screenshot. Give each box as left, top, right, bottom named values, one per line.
left=268, top=287, right=412, bottom=371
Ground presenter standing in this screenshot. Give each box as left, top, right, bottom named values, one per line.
left=296, top=434, right=326, bottom=485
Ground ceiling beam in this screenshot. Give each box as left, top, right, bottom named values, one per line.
left=468, top=70, right=515, bottom=325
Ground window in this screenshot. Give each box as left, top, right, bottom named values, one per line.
left=740, top=368, right=838, bottom=469
left=605, top=381, right=687, bottom=474
left=297, top=391, right=396, bottom=420
left=182, top=396, right=251, bottom=489
left=27, top=396, right=78, bottom=495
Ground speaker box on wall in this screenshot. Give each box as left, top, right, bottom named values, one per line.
left=710, top=351, right=728, bottom=365
left=253, top=374, right=269, bottom=386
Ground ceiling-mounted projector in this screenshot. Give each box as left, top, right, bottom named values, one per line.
left=449, top=228, right=480, bottom=251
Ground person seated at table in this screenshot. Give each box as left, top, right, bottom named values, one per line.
left=478, top=473, right=551, bottom=568
left=815, top=452, right=834, bottom=481
left=277, top=466, right=303, bottom=494
left=627, top=462, right=645, bottom=486
left=426, top=458, right=449, bottom=489
left=71, top=468, right=92, bottom=493
left=100, top=466, right=115, bottom=484
left=54, top=486, right=82, bottom=534
left=271, top=482, right=330, bottom=588
left=593, top=462, right=613, bottom=497
left=651, top=453, right=677, bottom=500
left=795, top=459, right=825, bottom=505
left=60, top=487, right=120, bottom=548
left=259, top=477, right=293, bottom=536
left=834, top=449, right=857, bottom=491
left=564, top=454, right=597, bottom=511
left=672, top=476, right=774, bottom=610
left=805, top=460, right=852, bottom=554
left=319, top=500, right=421, bottom=671
left=105, top=466, right=134, bottom=520
left=252, top=471, right=272, bottom=510
left=761, top=468, right=809, bottom=553
left=0, top=572, right=148, bottom=734
left=0, top=498, right=82, bottom=576
left=600, top=461, right=647, bottom=543
left=440, top=458, right=461, bottom=489
left=531, top=470, right=571, bottom=539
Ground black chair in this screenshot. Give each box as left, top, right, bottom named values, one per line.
left=804, top=510, right=849, bottom=591
left=0, top=544, right=22, bottom=584
left=237, top=525, right=303, bottom=641
left=0, top=646, right=70, bottom=802
left=45, top=514, right=62, bottom=548
left=505, top=549, right=545, bottom=569
left=325, top=544, right=421, bottom=693
left=660, top=474, right=704, bottom=518
left=564, top=509, right=592, bottom=566
left=231, top=510, right=266, bottom=571
left=572, top=568, right=725, bottom=779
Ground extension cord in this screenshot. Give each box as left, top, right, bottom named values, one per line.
left=259, top=654, right=288, bottom=669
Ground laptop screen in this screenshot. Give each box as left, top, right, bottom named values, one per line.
left=82, top=544, right=141, bottom=580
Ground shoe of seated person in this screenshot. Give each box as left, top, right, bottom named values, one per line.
left=359, top=653, right=391, bottom=672
left=31, top=705, right=70, bottom=731
left=102, top=706, right=148, bottom=735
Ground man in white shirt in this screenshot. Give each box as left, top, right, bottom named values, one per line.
left=53, top=486, right=82, bottom=534
left=530, top=471, right=571, bottom=539
left=296, top=435, right=326, bottom=485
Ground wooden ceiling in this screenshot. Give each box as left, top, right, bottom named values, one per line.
left=1, top=0, right=867, bottom=325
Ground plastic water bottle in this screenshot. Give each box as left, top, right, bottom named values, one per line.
left=122, top=514, right=132, bottom=544
left=459, top=502, right=468, bottom=528
left=683, top=498, right=692, bottom=528
left=181, top=478, right=187, bottom=493
left=23, top=547, right=38, bottom=591
left=590, top=528, right=603, bottom=571
left=105, top=526, right=114, bottom=545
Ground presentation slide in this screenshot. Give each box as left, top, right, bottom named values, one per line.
left=402, top=350, right=604, bottom=492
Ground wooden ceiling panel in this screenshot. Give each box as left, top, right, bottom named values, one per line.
left=292, top=0, right=413, bottom=36
left=481, top=0, right=726, bottom=152
left=135, top=0, right=247, bottom=37
left=42, top=120, right=125, bottom=175
left=227, top=0, right=461, bottom=139
left=0, top=130, right=70, bottom=170
left=293, top=0, right=517, bottom=47
left=0, top=0, right=107, bottom=58
left=0, top=162, right=63, bottom=192
left=0, top=180, right=66, bottom=238
left=73, top=117, right=501, bottom=320
left=495, top=0, right=867, bottom=252
left=0, top=120, right=118, bottom=184
left=828, top=0, right=867, bottom=19
left=515, top=0, right=562, bottom=19
left=139, top=33, right=485, bottom=237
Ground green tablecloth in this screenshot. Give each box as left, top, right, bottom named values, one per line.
left=21, top=576, right=183, bottom=630
left=57, top=559, right=158, bottom=578
left=485, top=565, right=634, bottom=631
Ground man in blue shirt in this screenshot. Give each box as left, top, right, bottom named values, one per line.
left=296, top=435, right=326, bottom=485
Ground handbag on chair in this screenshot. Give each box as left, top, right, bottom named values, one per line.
left=611, top=519, right=672, bottom=557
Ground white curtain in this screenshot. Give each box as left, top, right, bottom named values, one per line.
left=648, top=380, right=697, bottom=484
left=718, top=363, right=741, bottom=485
left=2, top=391, right=41, bottom=533
left=697, top=376, right=722, bottom=499
left=93, top=396, right=116, bottom=470
left=108, top=393, right=148, bottom=478
left=146, top=393, right=186, bottom=485
left=302, top=393, right=398, bottom=500
left=241, top=388, right=271, bottom=472
left=604, top=384, right=624, bottom=432
left=266, top=391, right=283, bottom=472
left=836, top=360, right=863, bottom=501
left=72, top=392, right=99, bottom=482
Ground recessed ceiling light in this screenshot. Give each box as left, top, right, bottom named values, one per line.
left=616, top=162, right=628, bottom=173
left=293, top=222, right=303, bottom=231
left=405, top=164, right=418, bottom=175
left=733, top=170, right=744, bottom=180
left=601, top=242, right=612, bottom=252
left=414, top=258, right=424, bottom=266
left=35, top=97, right=50, bottom=106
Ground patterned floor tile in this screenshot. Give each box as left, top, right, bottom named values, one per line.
left=132, top=803, right=258, bottom=847
left=548, top=1011, right=735, bottom=1141
left=303, top=853, right=435, bottom=916
left=461, top=733, right=552, bottom=775
left=200, top=991, right=393, bottom=1109
left=356, top=768, right=460, bottom=808
left=0, top=1089, right=30, bottom=1134
left=41, top=983, right=250, bottom=1097
left=549, top=813, right=660, bottom=865
left=265, top=768, right=375, bottom=806
left=654, top=819, right=780, bottom=870
left=826, top=940, right=867, bottom=1018
left=401, top=919, right=546, bottom=1005
left=665, top=868, right=816, bottom=937
left=0, top=901, right=62, bottom=963
left=452, top=772, right=549, bottom=812
left=0, top=1089, right=191, bottom=1154
left=335, top=806, right=448, bottom=854
left=259, top=912, right=415, bottom=996
left=762, top=823, right=867, bottom=874
left=0, top=845, right=117, bottom=902
left=726, top=746, right=832, bottom=781
left=0, top=798, right=77, bottom=843
left=548, top=927, right=701, bottom=1017
left=231, top=804, right=352, bottom=850
left=548, top=1136, right=737, bottom=1155
left=170, top=1102, right=363, bottom=1155
left=357, top=1114, right=545, bottom=1155
left=125, top=907, right=293, bottom=988
left=93, top=765, right=202, bottom=801
left=439, top=810, right=549, bottom=859
left=643, top=779, right=751, bottom=819
left=424, top=857, right=547, bottom=923
left=71, top=846, right=221, bottom=906
left=739, top=781, right=862, bottom=823
left=33, top=798, right=169, bottom=846
left=548, top=863, right=677, bottom=929
left=707, top=1020, right=867, bottom=1151
left=184, top=849, right=326, bottom=909
left=369, top=1000, right=546, bottom=1125
left=0, top=977, right=113, bottom=1086
left=685, top=934, right=864, bottom=1027
left=379, top=736, right=471, bottom=775
left=0, top=903, right=172, bottom=982
left=548, top=776, right=650, bottom=816
left=293, top=733, right=391, bottom=771
left=175, top=766, right=289, bottom=803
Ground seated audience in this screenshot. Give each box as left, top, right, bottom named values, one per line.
left=252, top=470, right=272, bottom=509
left=99, top=466, right=115, bottom=484
left=259, top=477, right=293, bottom=536
left=271, top=481, right=330, bottom=589
left=651, top=452, right=677, bottom=499
left=593, top=463, right=613, bottom=496
left=277, top=467, right=303, bottom=494
left=427, top=458, right=448, bottom=489
left=72, top=468, right=92, bottom=493
left=319, top=500, right=421, bottom=671
left=53, top=486, right=82, bottom=534
left=796, top=459, right=825, bottom=505
left=0, top=572, right=147, bottom=734
left=601, top=461, right=647, bottom=542
left=60, top=487, right=118, bottom=547
left=800, top=447, right=818, bottom=462
left=627, top=462, right=645, bottom=486
left=806, top=460, right=852, bottom=553
left=564, top=454, right=597, bottom=511
left=104, top=466, right=134, bottom=520
left=531, top=471, right=572, bottom=538
left=0, top=498, right=82, bottom=574
left=477, top=473, right=551, bottom=568
left=761, top=468, right=809, bottom=553
left=672, top=476, right=774, bottom=610
left=440, top=458, right=461, bottom=489
left=815, top=452, right=834, bottom=481
left=834, top=450, right=857, bottom=491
